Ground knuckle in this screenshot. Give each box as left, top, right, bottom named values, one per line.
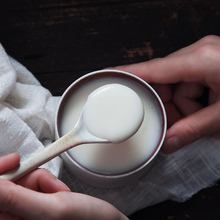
left=193, top=35, right=220, bottom=60
left=192, top=43, right=220, bottom=72
left=194, top=43, right=217, bottom=58
left=199, top=35, right=220, bottom=44
left=182, top=122, right=204, bottom=144
left=48, top=193, right=75, bottom=220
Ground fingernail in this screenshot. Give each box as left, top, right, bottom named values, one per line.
left=162, top=136, right=182, bottom=154
left=55, top=178, right=71, bottom=191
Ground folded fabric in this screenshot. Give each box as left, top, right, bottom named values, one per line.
left=0, top=44, right=62, bottom=178
left=0, top=43, right=220, bottom=216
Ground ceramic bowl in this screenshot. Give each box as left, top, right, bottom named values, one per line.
left=55, top=69, right=166, bottom=188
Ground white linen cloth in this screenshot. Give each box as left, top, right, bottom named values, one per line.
left=1, top=43, right=220, bottom=216
left=0, top=44, right=62, bottom=177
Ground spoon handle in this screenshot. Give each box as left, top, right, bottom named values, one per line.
left=0, top=128, right=84, bottom=182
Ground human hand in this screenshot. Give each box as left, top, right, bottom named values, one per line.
left=112, top=35, right=220, bottom=154
left=0, top=153, right=128, bottom=220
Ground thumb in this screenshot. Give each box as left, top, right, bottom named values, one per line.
left=163, top=101, right=220, bottom=153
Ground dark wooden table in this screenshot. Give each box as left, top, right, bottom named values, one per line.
left=1, top=1, right=220, bottom=219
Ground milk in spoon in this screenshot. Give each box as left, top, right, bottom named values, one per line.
left=82, top=84, right=144, bottom=143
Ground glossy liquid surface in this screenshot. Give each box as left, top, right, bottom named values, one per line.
left=82, top=84, right=144, bottom=143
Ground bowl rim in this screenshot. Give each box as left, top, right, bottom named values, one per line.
left=55, top=69, right=167, bottom=179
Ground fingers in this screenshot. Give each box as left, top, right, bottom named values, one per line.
left=166, top=35, right=220, bottom=57
left=173, top=82, right=205, bottom=116
left=0, top=153, right=70, bottom=193
left=113, top=54, right=205, bottom=84
left=0, top=180, right=128, bottom=220
left=151, top=83, right=172, bottom=103
left=55, top=192, right=129, bottom=220
left=163, top=101, right=220, bottom=153
left=110, top=35, right=220, bottom=154
left=112, top=36, right=220, bottom=85
left=151, top=84, right=182, bottom=127
left=0, top=153, right=70, bottom=219
left=0, top=179, right=53, bottom=219
left=0, top=153, right=20, bottom=174
left=164, top=102, right=181, bottom=127
left=16, top=168, right=70, bottom=193
left=0, top=180, right=68, bottom=220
